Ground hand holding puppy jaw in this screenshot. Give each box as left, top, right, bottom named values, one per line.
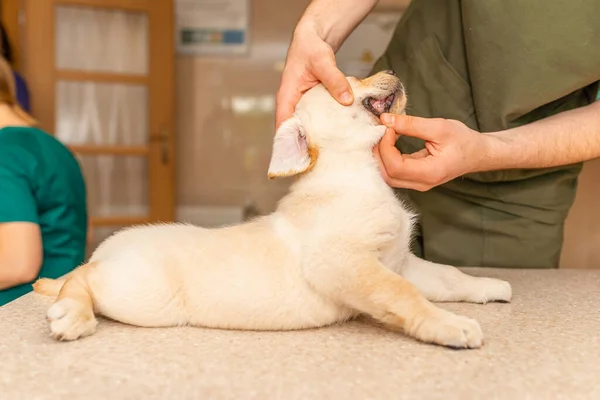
left=275, top=24, right=354, bottom=130
left=374, top=113, right=489, bottom=191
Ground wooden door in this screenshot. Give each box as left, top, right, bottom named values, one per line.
left=18, top=0, right=175, bottom=249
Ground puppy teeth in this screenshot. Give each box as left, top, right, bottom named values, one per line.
left=369, top=98, right=386, bottom=114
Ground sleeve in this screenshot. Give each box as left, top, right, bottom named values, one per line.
left=12, top=71, right=31, bottom=113
left=0, top=149, right=39, bottom=224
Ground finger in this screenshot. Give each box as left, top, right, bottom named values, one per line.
left=374, top=142, right=433, bottom=191
left=405, top=148, right=430, bottom=159
left=275, top=80, right=302, bottom=129
left=383, top=175, right=433, bottom=192
left=380, top=114, right=447, bottom=142
left=380, top=127, right=398, bottom=147
left=396, top=156, right=445, bottom=185
left=312, top=56, right=353, bottom=105
left=373, top=144, right=393, bottom=183
left=380, top=143, right=440, bottom=183
left=378, top=129, right=405, bottom=178
left=380, top=126, right=429, bottom=160
left=380, top=127, right=429, bottom=160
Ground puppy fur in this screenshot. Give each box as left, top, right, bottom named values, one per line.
left=34, top=71, right=511, bottom=348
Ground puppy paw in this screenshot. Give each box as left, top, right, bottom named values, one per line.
left=472, top=278, right=513, bottom=304
left=47, top=298, right=98, bottom=341
left=413, top=311, right=483, bottom=349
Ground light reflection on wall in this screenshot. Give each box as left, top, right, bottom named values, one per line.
left=230, top=95, right=276, bottom=115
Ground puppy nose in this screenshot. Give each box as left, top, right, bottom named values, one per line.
left=384, top=69, right=396, bottom=76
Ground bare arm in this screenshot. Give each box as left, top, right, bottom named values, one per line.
left=0, top=222, right=43, bottom=290
left=298, top=0, right=380, bottom=51
left=483, top=100, right=600, bottom=171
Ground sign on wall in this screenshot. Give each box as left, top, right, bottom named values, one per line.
left=175, top=0, right=250, bottom=55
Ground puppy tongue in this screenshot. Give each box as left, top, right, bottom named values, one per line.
left=369, top=98, right=387, bottom=114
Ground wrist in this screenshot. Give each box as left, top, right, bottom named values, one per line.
left=296, top=0, right=381, bottom=52
left=295, top=15, right=343, bottom=51
left=481, top=128, right=528, bottom=171
left=477, top=131, right=520, bottom=172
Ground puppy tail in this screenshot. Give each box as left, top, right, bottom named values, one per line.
left=32, top=277, right=66, bottom=297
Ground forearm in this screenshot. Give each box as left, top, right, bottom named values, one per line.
left=0, top=244, right=42, bottom=290
left=482, top=101, right=600, bottom=171
left=0, top=278, right=19, bottom=290
left=0, top=262, right=36, bottom=290
left=297, top=0, right=380, bottom=51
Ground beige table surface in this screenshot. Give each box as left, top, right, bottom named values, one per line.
left=1, top=268, right=599, bottom=400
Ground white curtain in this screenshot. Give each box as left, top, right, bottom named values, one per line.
left=54, top=6, right=150, bottom=243
left=55, top=6, right=148, bottom=74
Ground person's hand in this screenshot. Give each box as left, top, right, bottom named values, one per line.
left=373, top=114, right=490, bottom=191
left=275, top=23, right=354, bottom=129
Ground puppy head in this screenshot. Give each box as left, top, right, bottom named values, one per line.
left=268, top=70, right=406, bottom=179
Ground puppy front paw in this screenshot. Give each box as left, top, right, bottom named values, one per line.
left=411, top=310, right=483, bottom=349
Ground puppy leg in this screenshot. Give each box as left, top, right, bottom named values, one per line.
left=310, top=255, right=483, bottom=349
left=401, top=254, right=512, bottom=304
left=45, top=263, right=98, bottom=341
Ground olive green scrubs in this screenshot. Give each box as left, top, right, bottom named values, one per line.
left=371, top=0, right=600, bottom=268
left=0, top=126, right=88, bottom=306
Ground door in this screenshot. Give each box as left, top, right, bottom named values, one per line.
left=19, top=0, right=175, bottom=250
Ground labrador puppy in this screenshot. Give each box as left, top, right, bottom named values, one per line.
left=33, top=70, right=511, bottom=348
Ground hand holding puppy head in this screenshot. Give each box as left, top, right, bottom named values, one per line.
left=275, top=25, right=354, bottom=130
left=373, top=114, right=490, bottom=191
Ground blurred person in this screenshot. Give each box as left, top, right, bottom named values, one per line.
left=0, top=21, right=30, bottom=112
left=0, top=56, right=89, bottom=306
left=275, top=0, right=600, bottom=269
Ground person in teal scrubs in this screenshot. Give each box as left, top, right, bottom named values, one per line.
left=0, top=56, right=89, bottom=306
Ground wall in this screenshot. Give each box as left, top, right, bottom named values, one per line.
left=560, top=159, right=600, bottom=268
left=175, top=0, right=310, bottom=221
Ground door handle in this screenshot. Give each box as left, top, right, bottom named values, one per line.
left=150, top=127, right=169, bottom=165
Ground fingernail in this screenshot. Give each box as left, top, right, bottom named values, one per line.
left=381, top=114, right=395, bottom=126
left=340, top=92, right=353, bottom=104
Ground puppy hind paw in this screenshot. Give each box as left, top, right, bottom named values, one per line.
left=46, top=298, right=98, bottom=341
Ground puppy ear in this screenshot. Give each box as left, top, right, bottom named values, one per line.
left=267, top=116, right=316, bottom=179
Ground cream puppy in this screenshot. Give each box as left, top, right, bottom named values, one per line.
left=34, top=70, right=511, bottom=348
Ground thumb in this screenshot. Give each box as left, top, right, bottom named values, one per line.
left=275, top=80, right=302, bottom=130
left=380, top=114, right=446, bottom=142
left=313, top=56, right=353, bottom=105
left=380, top=127, right=398, bottom=147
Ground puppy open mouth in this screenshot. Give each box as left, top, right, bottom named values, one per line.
left=362, top=92, right=397, bottom=117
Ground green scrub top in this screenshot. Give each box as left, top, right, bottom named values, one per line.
left=0, top=126, right=87, bottom=306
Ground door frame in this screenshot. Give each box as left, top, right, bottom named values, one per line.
left=4, top=0, right=176, bottom=226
